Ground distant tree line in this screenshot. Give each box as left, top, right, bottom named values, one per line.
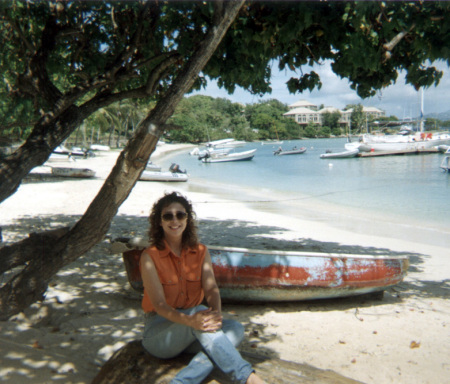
left=2, top=94, right=448, bottom=148
left=167, top=96, right=345, bottom=142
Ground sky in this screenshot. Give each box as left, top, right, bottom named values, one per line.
left=190, top=60, right=450, bottom=120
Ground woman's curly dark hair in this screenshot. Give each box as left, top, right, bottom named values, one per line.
left=148, top=191, right=198, bottom=250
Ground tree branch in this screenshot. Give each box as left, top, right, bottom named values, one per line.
left=0, top=228, right=70, bottom=275
left=383, top=23, right=416, bottom=61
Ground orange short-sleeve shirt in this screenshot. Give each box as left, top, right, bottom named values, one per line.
left=140, top=242, right=206, bottom=313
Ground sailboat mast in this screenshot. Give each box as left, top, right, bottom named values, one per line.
left=419, top=88, right=424, bottom=133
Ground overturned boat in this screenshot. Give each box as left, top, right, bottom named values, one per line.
left=112, top=240, right=409, bottom=302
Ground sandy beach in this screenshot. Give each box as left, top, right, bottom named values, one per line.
left=0, top=143, right=448, bottom=384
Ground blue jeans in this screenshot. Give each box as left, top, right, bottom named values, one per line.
left=142, top=305, right=254, bottom=384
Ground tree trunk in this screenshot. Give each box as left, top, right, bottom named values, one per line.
left=0, top=0, right=244, bottom=320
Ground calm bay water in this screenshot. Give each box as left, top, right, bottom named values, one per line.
left=164, top=138, right=449, bottom=232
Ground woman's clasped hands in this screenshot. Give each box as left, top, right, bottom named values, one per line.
left=190, top=307, right=223, bottom=332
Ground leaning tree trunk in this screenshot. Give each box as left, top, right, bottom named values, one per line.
left=0, top=0, right=244, bottom=320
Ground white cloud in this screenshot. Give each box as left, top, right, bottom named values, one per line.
left=191, top=60, right=450, bottom=118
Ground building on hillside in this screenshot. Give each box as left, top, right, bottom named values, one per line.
left=284, top=107, right=320, bottom=124
left=287, top=100, right=319, bottom=111
left=284, top=100, right=385, bottom=129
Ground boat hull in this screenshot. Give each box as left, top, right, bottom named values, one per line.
left=261, top=140, right=283, bottom=146
left=139, top=171, right=188, bottom=182
left=320, top=149, right=359, bottom=159
left=202, top=149, right=256, bottom=163
left=440, top=155, right=450, bottom=172
left=358, top=132, right=450, bottom=152
left=116, top=242, right=409, bottom=302
left=274, top=147, right=307, bottom=156
left=51, top=167, right=96, bottom=178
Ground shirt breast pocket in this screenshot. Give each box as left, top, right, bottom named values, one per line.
left=160, top=275, right=179, bottom=301
left=185, top=273, right=202, bottom=299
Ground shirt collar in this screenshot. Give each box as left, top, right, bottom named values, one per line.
left=160, top=239, right=197, bottom=258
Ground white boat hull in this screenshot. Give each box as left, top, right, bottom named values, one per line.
left=261, top=140, right=283, bottom=146
left=320, top=149, right=359, bottom=159
left=90, top=144, right=111, bottom=151
left=140, top=171, right=188, bottom=182
left=202, top=149, right=257, bottom=163
left=51, top=167, right=96, bottom=178
left=274, top=147, right=307, bottom=156
left=357, top=132, right=450, bottom=152
left=440, top=148, right=450, bottom=172
left=145, top=162, right=162, bottom=172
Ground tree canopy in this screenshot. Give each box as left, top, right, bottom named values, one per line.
left=1, top=0, right=450, bottom=319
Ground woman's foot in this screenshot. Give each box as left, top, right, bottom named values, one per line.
left=246, top=372, right=265, bottom=384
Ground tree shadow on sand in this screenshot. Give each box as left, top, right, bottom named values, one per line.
left=1, top=213, right=446, bottom=380
left=1, top=213, right=436, bottom=303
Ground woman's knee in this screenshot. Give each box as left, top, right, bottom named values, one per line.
left=222, top=319, right=245, bottom=346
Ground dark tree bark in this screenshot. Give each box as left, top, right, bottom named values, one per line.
left=0, top=0, right=244, bottom=320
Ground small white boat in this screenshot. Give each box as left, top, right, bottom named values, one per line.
left=53, top=145, right=90, bottom=158
left=261, top=140, right=283, bottom=146
left=437, top=144, right=450, bottom=153
left=210, top=140, right=247, bottom=149
left=51, top=167, right=96, bottom=178
left=440, top=148, right=450, bottom=172
left=47, top=153, right=76, bottom=162
left=145, top=162, right=162, bottom=172
left=205, top=138, right=236, bottom=148
left=274, top=147, right=307, bottom=156
left=191, top=147, right=232, bottom=157
left=344, top=142, right=371, bottom=152
left=90, top=144, right=111, bottom=151
left=201, top=149, right=257, bottom=163
left=320, top=148, right=359, bottom=159
left=140, top=171, right=188, bottom=182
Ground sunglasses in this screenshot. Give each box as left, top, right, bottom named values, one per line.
left=161, top=211, right=188, bottom=222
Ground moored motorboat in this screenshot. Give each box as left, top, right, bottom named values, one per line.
left=191, top=147, right=232, bottom=157
left=440, top=148, right=450, bottom=172
left=145, top=161, right=162, bottom=172
left=437, top=144, right=450, bottom=153
left=112, top=240, right=409, bottom=302
left=320, top=148, right=359, bottom=159
left=213, top=140, right=247, bottom=149
left=139, top=171, right=188, bottom=182
left=90, top=144, right=111, bottom=151
left=273, top=146, right=307, bottom=156
left=350, top=132, right=450, bottom=152
left=261, top=140, right=284, bottom=146
left=140, top=162, right=188, bottom=182
left=200, top=149, right=256, bottom=163
left=205, top=138, right=236, bottom=148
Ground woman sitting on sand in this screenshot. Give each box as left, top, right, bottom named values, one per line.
left=140, top=191, right=264, bottom=384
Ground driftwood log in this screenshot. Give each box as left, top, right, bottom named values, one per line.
left=91, top=340, right=363, bottom=384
